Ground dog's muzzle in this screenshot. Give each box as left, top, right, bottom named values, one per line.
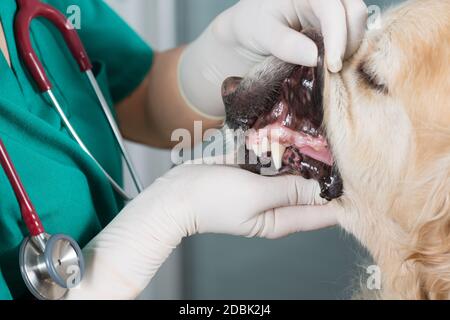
left=222, top=30, right=343, bottom=201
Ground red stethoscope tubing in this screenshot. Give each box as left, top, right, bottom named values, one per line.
left=0, top=140, right=44, bottom=237
left=1, top=0, right=89, bottom=238
left=13, top=0, right=143, bottom=200
left=14, top=0, right=92, bottom=92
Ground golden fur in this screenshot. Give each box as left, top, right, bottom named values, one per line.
left=323, top=0, right=450, bottom=299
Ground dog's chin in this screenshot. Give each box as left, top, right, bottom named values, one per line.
left=223, top=31, right=343, bottom=201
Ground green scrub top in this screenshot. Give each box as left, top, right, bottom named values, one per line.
left=0, top=0, right=153, bottom=299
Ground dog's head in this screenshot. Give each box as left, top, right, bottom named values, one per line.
left=325, top=0, right=450, bottom=209
left=224, top=0, right=450, bottom=299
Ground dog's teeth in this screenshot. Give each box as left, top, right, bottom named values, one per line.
left=271, top=142, right=286, bottom=170
left=261, top=137, right=270, bottom=154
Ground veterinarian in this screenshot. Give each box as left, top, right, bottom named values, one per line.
left=0, top=0, right=367, bottom=299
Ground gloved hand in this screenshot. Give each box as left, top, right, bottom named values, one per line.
left=65, top=163, right=338, bottom=300
left=179, top=0, right=368, bottom=118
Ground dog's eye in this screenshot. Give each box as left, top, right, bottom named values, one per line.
left=358, top=63, right=388, bottom=94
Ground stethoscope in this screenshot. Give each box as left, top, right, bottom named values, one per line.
left=0, top=0, right=144, bottom=300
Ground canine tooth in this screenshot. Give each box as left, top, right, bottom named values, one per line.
left=251, top=144, right=262, bottom=157
left=261, top=137, right=270, bottom=154
left=271, top=142, right=286, bottom=170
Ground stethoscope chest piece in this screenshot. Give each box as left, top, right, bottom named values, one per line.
left=20, top=233, right=85, bottom=300
left=0, top=138, right=86, bottom=300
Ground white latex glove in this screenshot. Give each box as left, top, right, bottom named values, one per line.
left=179, top=0, right=368, bottom=118
left=65, top=163, right=338, bottom=300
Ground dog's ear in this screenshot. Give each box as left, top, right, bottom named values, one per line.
left=407, top=154, right=450, bottom=299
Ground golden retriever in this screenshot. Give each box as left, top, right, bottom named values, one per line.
left=223, top=0, right=450, bottom=299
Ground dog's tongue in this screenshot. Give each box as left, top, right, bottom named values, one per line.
left=247, top=119, right=333, bottom=167
left=298, top=146, right=333, bottom=166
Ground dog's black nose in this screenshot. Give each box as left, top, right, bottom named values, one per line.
left=222, top=76, right=242, bottom=98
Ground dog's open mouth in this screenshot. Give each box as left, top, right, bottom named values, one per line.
left=222, top=31, right=343, bottom=201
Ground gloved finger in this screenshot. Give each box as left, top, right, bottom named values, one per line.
left=259, top=202, right=341, bottom=239
left=309, top=0, right=347, bottom=72
left=264, top=22, right=318, bottom=67
left=284, top=175, right=328, bottom=206
left=183, top=154, right=232, bottom=166
left=342, top=0, right=368, bottom=58
left=251, top=175, right=327, bottom=217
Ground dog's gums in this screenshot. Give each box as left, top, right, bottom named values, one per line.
left=223, top=31, right=343, bottom=200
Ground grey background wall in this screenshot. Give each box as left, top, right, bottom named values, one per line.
left=176, top=0, right=237, bottom=44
